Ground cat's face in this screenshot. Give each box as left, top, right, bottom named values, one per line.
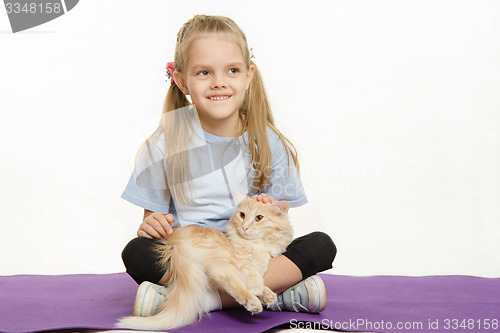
left=229, top=197, right=290, bottom=240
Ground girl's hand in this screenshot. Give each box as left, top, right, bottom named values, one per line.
left=252, top=193, right=276, bottom=204
left=138, top=212, right=174, bottom=240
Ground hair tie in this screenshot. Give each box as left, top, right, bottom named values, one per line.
left=249, top=48, right=255, bottom=59
left=166, top=62, right=175, bottom=85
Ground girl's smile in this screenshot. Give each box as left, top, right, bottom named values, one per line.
left=208, top=94, right=232, bottom=101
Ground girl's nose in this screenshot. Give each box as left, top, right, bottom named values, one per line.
left=211, top=73, right=227, bottom=89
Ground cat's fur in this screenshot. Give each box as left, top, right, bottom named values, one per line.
left=116, top=194, right=294, bottom=330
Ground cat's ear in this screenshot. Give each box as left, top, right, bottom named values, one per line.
left=231, top=190, right=248, bottom=205
left=272, top=200, right=290, bottom=217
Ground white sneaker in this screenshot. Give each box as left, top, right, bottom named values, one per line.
left=267, top=275, right=327, bottom=313
left=132, top=281, right=168, bottom=317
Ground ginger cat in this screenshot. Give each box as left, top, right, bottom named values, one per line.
left=116, top=193, right=294, bottom=330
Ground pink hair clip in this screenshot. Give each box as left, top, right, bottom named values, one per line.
left=166, top=62, right=175, bottom=84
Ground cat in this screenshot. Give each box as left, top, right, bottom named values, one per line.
left=116, top=193, right=294, bottom=330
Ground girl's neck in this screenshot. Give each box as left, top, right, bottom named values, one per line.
left=199, top=112, right=242, bottom=138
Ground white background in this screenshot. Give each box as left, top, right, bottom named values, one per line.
left=0, top=0, right=499, bottom=277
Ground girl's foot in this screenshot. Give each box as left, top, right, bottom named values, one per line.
left=132, top=281, right=168, bottom=317
left=132, top=275, right=327, bottom=316
left=267, top=275, right=327, bottom=313
left=132, top=281, right=222, bottom=316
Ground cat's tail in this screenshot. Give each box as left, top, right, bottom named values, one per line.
left=116, top=238, right=211, bottom=330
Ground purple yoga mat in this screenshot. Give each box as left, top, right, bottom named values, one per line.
left=0, top=273, right=499, bottom=333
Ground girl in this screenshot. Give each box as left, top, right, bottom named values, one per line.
left=121, top=14, right=337, bottom=317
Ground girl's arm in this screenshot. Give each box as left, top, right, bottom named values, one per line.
left=137, top=209, right=174, bottom=240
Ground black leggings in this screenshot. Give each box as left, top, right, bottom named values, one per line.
left=122, top=231, right=337, bottom=285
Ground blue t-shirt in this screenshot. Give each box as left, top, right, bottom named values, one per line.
left=122, top=121, right=307, bottom=232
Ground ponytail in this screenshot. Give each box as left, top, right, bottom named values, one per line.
left=242, top=62, right=300, bottom=192
left=163, top=82, right=190, bottom=113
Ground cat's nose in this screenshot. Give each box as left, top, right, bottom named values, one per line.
left=242, top=227, right=248, bottom=233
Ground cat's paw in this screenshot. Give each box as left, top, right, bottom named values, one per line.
left=243, top=295, right=263, bottom=314
left=259, top=286, right=277, bottom=305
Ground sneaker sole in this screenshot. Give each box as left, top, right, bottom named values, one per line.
left=304, top=275, right=327, bottom=313
left=132, top=281, right=156, bottom=317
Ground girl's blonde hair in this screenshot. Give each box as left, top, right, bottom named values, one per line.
left=143, top=15, right=299, bottom=204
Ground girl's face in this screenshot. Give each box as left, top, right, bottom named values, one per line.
left=174, top=33, right=254, bottom=137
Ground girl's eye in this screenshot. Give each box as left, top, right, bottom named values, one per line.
left=239, top=212, right=245, bottom=219
left=197, top=70, right=210, bottom=76
left=228, top=68, right=239, bottom=74
left=255, top=215, right=263, bottom=222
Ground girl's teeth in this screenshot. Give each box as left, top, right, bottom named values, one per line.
left=210, top=96, right=229, bottom=101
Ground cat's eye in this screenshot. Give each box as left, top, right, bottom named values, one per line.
left=239, top=212, right=245, bottom=219
left=255, top=215, right=263, bottom=222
